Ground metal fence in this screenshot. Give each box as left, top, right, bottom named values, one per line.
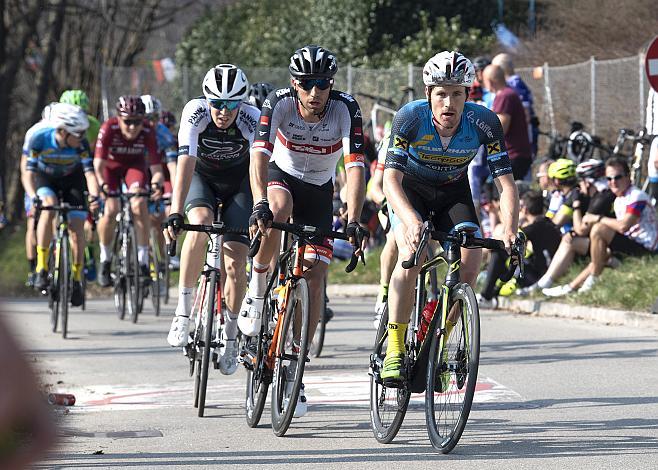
left=101, top=54, right=651, bottom=149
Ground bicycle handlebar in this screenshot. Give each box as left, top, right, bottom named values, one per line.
left=164, top=222, right=249, bottom=257
left=247, top=221, right=363, bottom=273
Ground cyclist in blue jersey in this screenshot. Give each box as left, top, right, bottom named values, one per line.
left=22, top=103, right=100, bottom=305
left=380, top=51, right=520, bottom=380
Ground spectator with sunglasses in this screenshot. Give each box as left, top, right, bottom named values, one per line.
left=95, top=95, right=164, bottom=287
left=165, top=64, right=260, bottom=376
left=542, top=157, right=658, bottom=297
left=21, top=102, right=100, bottom=305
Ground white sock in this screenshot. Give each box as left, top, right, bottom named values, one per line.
left=138, top=245, right=149, bottom=266
left=223, top=308, right=239, bottom=340
left=175, top=287, right=194, bottom=317
left=248, top=261, right=269, bottom=298
left=537, top=274, right=553, bottom=289
left=99, top=244, right=113, bottom=263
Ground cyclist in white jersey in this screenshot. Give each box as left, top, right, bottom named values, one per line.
left=241, top=45, right=369, bottom=417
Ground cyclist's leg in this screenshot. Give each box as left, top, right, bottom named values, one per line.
left=125, top=165, right=150, bottom=271
left=375, top=230, right=397, bottom=324
left=34, top=176, right=58, bottom=286
left=25, top=196, right=37, bottom=284
left=97, top=161, right=122, bottom=279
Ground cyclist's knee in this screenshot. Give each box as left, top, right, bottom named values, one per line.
left=186, top=206, right=212, bottom=225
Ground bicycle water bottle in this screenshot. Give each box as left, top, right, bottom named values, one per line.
left=417, top=300, right=438, bottom=342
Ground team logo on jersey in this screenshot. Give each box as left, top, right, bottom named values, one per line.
left=354, top=127, right=362, bottom=136
left=339, top=92, right=355, bottom=102
left=487, top=141, right=501, bottom=155
left=262, top=99, right=272, bottom=109
left=394, top=135, right=409, bottom=151
left=354, top=109, right=362, bottom=119
left=418, top=153, right=471, bottom=165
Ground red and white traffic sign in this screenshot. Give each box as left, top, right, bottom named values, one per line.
left=646, top=35, right=658, bottom=92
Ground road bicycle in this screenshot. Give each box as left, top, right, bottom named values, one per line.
left=104, top=189, right=151, bottom=323
left=147, top=195, right=172, bottom=316
left=242, top=221, right=362, bottom=436
left=35, top=197, right=87, bottom=339
left=608, top=127, right=655, bottom=189
left=309, top=279, right=330, bottom=358
left=369, top=218, right=523, bottom=453
left=166, top=200, right=248, bottom=417
left=354, top=86, right=415, bottom=146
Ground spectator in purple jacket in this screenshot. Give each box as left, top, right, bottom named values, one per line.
left=483, top=64, right=532, bottom=180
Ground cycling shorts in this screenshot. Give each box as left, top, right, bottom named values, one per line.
left=34, top=167, right=87, bottom=220
left=267, top=162, right=334, bottom=264
left=184, top=170, right=252, bottom=245
left=102, top=159, right=148, bottom=192
left=390, top=175, right=481, bottom=237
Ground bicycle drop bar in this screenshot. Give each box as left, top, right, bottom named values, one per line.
left=247, top=221, right=363, bottom=273
left=164, top=223, right=249, bottom=257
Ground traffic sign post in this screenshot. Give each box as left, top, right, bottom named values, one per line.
left=646, top=35, right=658, bottom=92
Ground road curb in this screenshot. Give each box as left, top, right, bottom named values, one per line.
left=327, top=283, right=658, bottom=330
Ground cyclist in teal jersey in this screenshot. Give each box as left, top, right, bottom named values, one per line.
left=381, top=51, right=520, bottom=380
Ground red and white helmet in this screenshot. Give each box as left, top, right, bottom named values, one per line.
left=423, top=51, right=475, bottom=87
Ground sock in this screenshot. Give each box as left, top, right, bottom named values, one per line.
left=36, top=245, right=50, bottom=273
left=376, top=283, right=389, bottom=304
left=99, top=244, right=112, bottom=263
left=537, top=274, right=552, bottom=289
left=223, top=308, right=239, bottom=340
left=248, top=261, right=269, bottom=298
left=385, top=322, right=408, bottom=356
left=138, top=245, right=149, bottom=266
left=175, top=287, right=194, bottom=317
left=28, top=258, right=36, bottom=272
left=72, top=263, right=83, bottom=282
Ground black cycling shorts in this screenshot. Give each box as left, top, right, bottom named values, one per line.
left=184, top=169, right=252, bottom=245
left=267, top=162, right=334, bottom=254
left=609, top=233, right=651, bottom=257
left=390, top=174, right=481, bottom=236
left=34, top=168, right=88, bottom=219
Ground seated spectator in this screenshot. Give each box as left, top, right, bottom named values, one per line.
left=542, top=157, right=658, bottom=296
left=479, top=190, right=561, bottom=307
left=545, top=159, right=579, bottom=234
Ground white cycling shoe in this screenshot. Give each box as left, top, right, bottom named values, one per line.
left=238, top=295, right=264, bottom=337
left=283, top=363, right=307, bottom=418
left=167, top=315, right=190, bottom=347
left=218, top=337, right=239, bottom=375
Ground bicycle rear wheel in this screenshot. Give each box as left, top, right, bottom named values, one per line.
left=425, top=282, right=480, bottom=453
left=126, top=224, right=140, bottom=323
left=197, top=270, right=217, bottom=417
left=59, top=232, right=70, bottom=339
left=309, top=280, right=327, bottom=358
left=271, top=278, right=310, bottom=437
left=150, top=259, right=161, bottom=316
left=245, top=327, right=271, bottom=427
left=48, top=246, right=59, bottom=332
left=369, top=304, right=410, bottom=443
left=163, top=253, right=171, bottom=304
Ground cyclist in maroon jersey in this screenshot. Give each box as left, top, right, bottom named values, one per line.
left=94, top=95, right=164, bottom=287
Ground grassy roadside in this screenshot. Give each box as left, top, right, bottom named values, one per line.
left=0, top=224, right=33, bottom=296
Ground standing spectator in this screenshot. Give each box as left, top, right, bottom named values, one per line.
left=492, top=53, right=539, bottom=158
left=483, top=64, right=532, bottom=180
left=469, top=56, right=493, bottom=108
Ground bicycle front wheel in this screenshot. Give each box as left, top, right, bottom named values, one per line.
left=369, top=304, right=410, bottom=443
left=245, top=333, right=271, bottom=427
left=48, top=245, right=59, bottom=332
left=126, top=224, right=140, bottom=323
left=197, top=270, right=217, bottom=417
left=425, top=282, right=480, bottom=453
left=271, top=278, right=310, bottom=437
left=59, top=232, right=70, bottom=339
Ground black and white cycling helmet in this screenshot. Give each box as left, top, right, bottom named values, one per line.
left=289, top=45, right=337, bottom=79
left=41, top=102, right=58, bottom=121
left=49, top=102, right=89, bottom=135
left=247, top=82, right=275, bottom=109
left=140, top=94, right=162, bottom=117
left=202, top=64, right=249, bottom=101
left=567, top=130, right=594, bottom=163
left=423, top=51, right=475, bottom=87
left=576, top=158, right=605, bottom=180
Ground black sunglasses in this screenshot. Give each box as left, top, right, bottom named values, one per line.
left=606, top=174, right=625, bottom=182
left=297, top=78, right=332, bottom=91
left=122, top=118, right=143, bottom=126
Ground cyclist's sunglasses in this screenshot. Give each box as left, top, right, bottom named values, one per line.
left=122, top=118, right=143, bottom=126
left=606, top=174, right=625, bottom=182
left=208, top=99, right=241, bottom=111
left=296, top=78, right=332, bottom=91
left=67, top=130, right=84, bottom=139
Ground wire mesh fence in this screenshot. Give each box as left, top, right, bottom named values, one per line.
left=101, top=54, right=651, bottom=152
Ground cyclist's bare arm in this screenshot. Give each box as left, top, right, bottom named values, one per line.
left=83, top=170, right=100, bottom=198
left=149, top=163, right=165, bottom=189
left=20, top=154, right=37, bottom=198
left=166, top=161, right=177, bottom=185
left=167, top=155, right=196, bottom=239
left=345, top=165, right=365, bottom=223
left=93, top=158, right=106, bottom=190
left=248, top=149, right=271, bottom=236
left=368, top=166, right=385, bottom=205
left=383, top=167, right=423, bottom=252
left=493, top=172, right=519, bottom=247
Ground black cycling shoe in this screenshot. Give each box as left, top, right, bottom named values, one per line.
left=324, top=307, right=334, bottom=323
left=98, top=261, right=112, bottom=287
left=71, top=281, right=83, bottom=307
left=25, top=271, right=36, bottom=288
left=34, top=270, right=49, bottom=292
left=140, top=265, right=151, bottom=287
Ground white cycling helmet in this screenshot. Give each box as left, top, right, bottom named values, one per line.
left=202, top=64, right=249, bottom=101
left=423, top=51, right=475, bottom=87
left=49, top=102, right=89, bottom=135
left=41, top=102, right=58, bottom=121
left=140, top=94, right=162, bottom=117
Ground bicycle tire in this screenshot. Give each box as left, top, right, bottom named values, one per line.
left=245, top=331, right=270, bottom=427
left=126, top=224, right=140, bottom=323
left=48, top=246, right=59, bottom=332
left=309, top=280, right=327, bottom=358
left=197, top=270, right=217, bottom=417
left=425, top=282, right=480, bottom=454
left=369, top=304, right=410, bottom=443
left=163, top=250, right=171, bottom=305
left=150, top=262, right=161, bottom=317
left=112, top=221, right=126, bottom=320
left=271, top=278, right=310, bottom=437
left=81, top=275, right=86, bottom=312
left=60, top=231, right=70, bottom=339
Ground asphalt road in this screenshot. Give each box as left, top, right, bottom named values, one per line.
left=3, top=293, right=658, bottom=469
